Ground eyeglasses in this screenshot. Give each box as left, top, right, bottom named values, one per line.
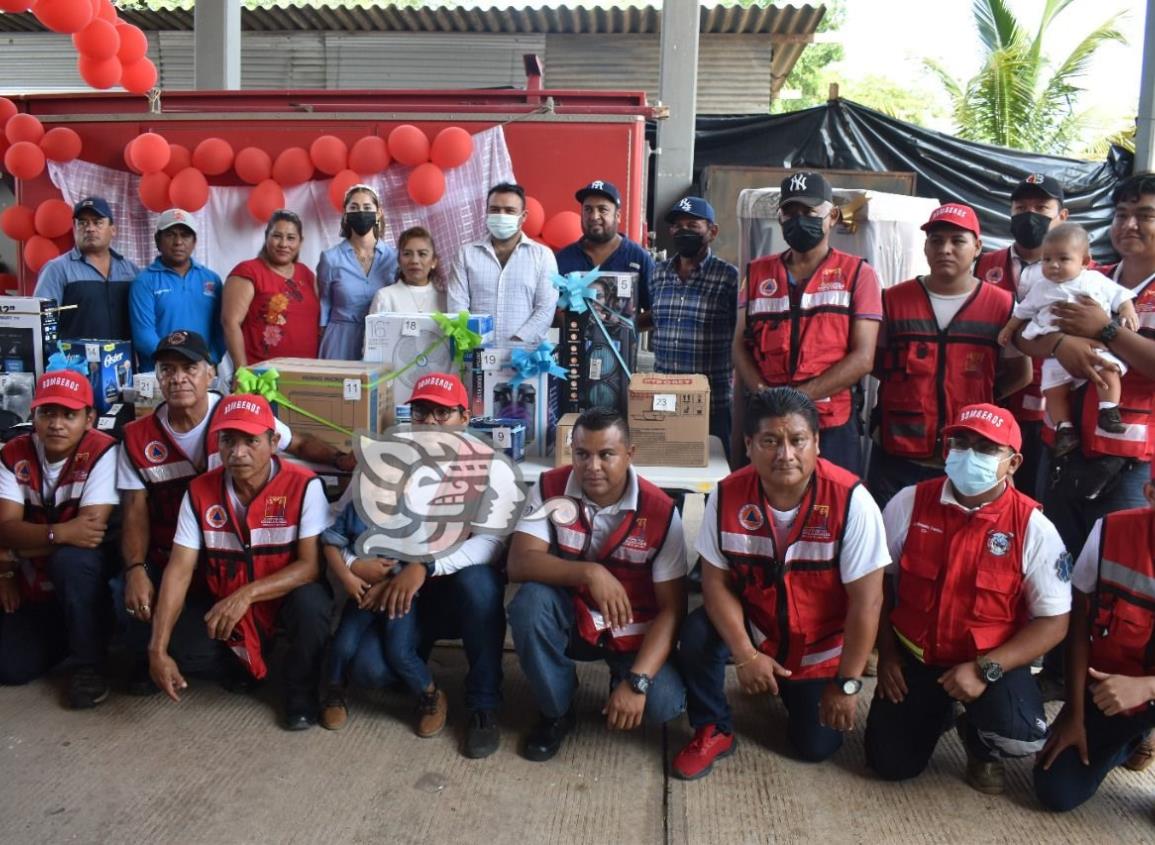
left=946, top=435, right=1008, bottom=457
left=411, top=405, right=463, bottom=423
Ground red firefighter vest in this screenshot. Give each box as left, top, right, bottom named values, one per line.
left=539, top=465, right=675, bottom=653
left=187, top=458, right=318, bottom=679
left=976, top=248, right=1046, bottom=423
left=878, top=278, right=1013, bottom=458
left=716, top=458, right=859, bottom=680
left=0, top=430, right=116, bottom=603
left=744, top=249, right=865, bottom=428
left=890, top=479, right=1037, bottom=666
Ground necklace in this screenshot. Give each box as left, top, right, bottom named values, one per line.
left=401, top=282, right=430, bottom=313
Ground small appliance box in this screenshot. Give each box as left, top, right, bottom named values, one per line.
left=57, top=338, right=133, bottom=414
left=468, top=345, right=558, bottom=458
left=627, top=373, right=711, bottom=467
left=468, top=417, right=527, bottom=463
left=255, top=358, right=394, bottom=452
left=554, top=412, right=580, bottom=468
left=558, top=272, right=638, bottom=417
left=363, top=313, right=494, bottom=405
left=0, top=295, right=59, bottom=378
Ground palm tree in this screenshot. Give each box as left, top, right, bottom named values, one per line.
left=927, top=0, right=1125, bottom=155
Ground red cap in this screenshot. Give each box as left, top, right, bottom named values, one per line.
left=942, top=403, right=1022, bottom=452
left=31, top=371, right=93, bottom=411
left=921, top=203, right=981, bottom=238
left=409, top=373, right=468, bottom=409
left=209, top=395, right=277, bottom=436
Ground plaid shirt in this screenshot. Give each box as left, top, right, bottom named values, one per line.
left=649, top=250, right=739, bottom=412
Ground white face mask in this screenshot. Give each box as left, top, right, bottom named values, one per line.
left=486, top=213, right=521, bottom=241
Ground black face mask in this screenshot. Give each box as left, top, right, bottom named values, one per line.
left=673, top=230, right=706, bottom=258
left=1009, top=211, right=1051, bottom=250
left=346, top=211, right=377, bottom=236
left=781, top=215, right=826, bottom=253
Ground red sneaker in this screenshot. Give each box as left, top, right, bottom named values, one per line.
left=672, top=724, right=736, bottom=780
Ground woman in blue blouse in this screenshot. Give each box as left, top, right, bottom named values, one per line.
left=317, top=184, right=398, bottom=359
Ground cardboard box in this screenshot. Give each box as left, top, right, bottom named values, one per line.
left=255, top=358, right=394, bottom=452
left=558, top=272, right=638, bottom=417
left=0, top=295, right=59, bottom=377
left=468, top=417, right=527, bottom=463
left=627, top=373, right=711, bottom=467
left=125, top=372, right=163, bottom=418
left=468, top=345, right=559, bottom=458
left=554, top=412, right=580, bottom=467
left=58, top=338, right=133, bottom=414
left=363, top=313, right=494, bottom=405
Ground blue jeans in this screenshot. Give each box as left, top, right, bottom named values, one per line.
left=819, top=417, right=863, bottom=477
left=678, top=605, right=842, bottom=762
left=507, top=582, right=685, bottom=723
left=111, top=568, right=223, bottom=676
left=866, top=451, right=944, bottom=509
left=49, top=546, right=111, bottom=666
left=1041, top=451, right=1149, bottom=560
left=327, top=601, right=431, bottom=696
left=0, top=598, right=67, bottom=684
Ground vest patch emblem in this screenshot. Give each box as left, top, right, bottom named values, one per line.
left=13, top=459, right=31, bottom=483
left=738, top=503, right=764, bottom=531
left=802, top=504, right=832, bottom=540
left=817, top=267, right=844, bottom=289
left=985, top=266, right=1004, bottom=284
left=263, top=495, right=288, bottom=526
left=758, top=277, right=777, bottom=298
left=986, top=530, right=1011, bottom=557
left=204, top=504, right=228, bottom=529
left=145, top=440, right=168, bottom=464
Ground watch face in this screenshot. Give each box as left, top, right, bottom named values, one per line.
left=629, top=674, right=651, bottom=695
left=841, top=678, right=862, bottom=695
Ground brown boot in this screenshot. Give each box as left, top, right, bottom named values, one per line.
left=965, top=751, right=1005, bottom=795
left=319, top=686, right=348, bottom=731
left=1124, top=735, right=1155, bottom=772
left=416, top=687, right=448, bottom=738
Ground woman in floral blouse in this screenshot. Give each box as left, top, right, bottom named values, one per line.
left=222, top=209, right=321, bottom=368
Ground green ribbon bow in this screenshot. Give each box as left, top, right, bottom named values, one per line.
left=432, top=311, right=485, bottom=372
left=235, top=366, right=354, bottom=437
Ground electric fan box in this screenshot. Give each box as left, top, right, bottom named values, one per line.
left=254, top=358, right=394, bottom=452
left=627, top=373, right=711, bottom=467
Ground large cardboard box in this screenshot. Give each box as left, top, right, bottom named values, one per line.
left=363, top=312, right=494, bottom=405
left=0, top=296, right=59, bottom=378
left=58, top=338, right=133, bottom=414
left=468, top=345, right=559, bottom=458
left=554, top=412, right=580, bottom=467
left=255, top=358, right=394, bottom=452
left=627, top=373, right=710, bottom=467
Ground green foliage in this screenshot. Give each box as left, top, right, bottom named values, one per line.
left=770, top=0, right=846, bottom=113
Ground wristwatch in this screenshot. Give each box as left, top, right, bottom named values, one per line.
left=1097, top=319, right=1120, bottom=344
left=834, top=676, right=862, bottom=696
left=627, top=672, right=651, bottom=696
left=976, top=656, right=1004, bottom=684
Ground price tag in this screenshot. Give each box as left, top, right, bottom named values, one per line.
left=97, top=417, right=115, bottom=430
left=479, top=350, right=501, bottom=371
left=343, top=378, right=362, bottom=401
left=652, top=393, right=677, bottom=413
left=401, top=318, right=420, bottom=337
left=616, top=275, right=633, bottom=298
left=492, top=427, right=511, bottom=448
left=85, top=343, right=100, bottom=363
left=136, top=377, right=155, bottom=399
left=588, top=357, right=603, bottom=381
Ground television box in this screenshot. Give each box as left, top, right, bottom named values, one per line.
left=57, top=338, right=133, bottom=414
left=468, top=345, right=558, bottom=458
left=554, top=412, right=580, bottom=467
left=468, top=416, right=527, bottom=463
left=0, top=296, right=59, bottom=377
left=627, top=373, right=711, bottom=467
left=363, top=313, right=494, bottom=405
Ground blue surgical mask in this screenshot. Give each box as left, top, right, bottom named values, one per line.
left=944, top=448, right=1005, bottom=497
left=487, top=213, right=521, bottom=241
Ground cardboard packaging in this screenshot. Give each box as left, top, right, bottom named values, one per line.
left=468, top=417, right=527, bottom=463
left=627, top=373, right=711, bottom=467
left=58, top=338, right=133, bottom=414
left=363, top=312, right=494, bottom=406
left=255, top=358, right=394, bottom=452
left=125, top=372, right=163, bottom=418
left=558, top=272, right=638, bottom=417
left=554, top=412, right=580, bottom=467
left=0, top=296, right=59, bottom=378
left=468, top=345, right=559, bottom=458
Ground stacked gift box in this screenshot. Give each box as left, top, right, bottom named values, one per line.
left=468, top=343, right=563, bottom=460
left=555, top=270, right=638, bottom=418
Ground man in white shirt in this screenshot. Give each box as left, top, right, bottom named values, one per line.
left=447, top=182, right=559, bottom=345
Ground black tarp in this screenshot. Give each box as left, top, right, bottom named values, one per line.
left=654, top=98, right=1133, bottom=262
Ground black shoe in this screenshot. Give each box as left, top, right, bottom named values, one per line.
left=67, top=666, right=110, bottom=710
left=219, top=662, right=260, bottom=695
left=1053, top=426, right=1080, bottom=457
left=283, top=695, right=317, bottom=732
left=523, top=709, right=576, bottom=762
left=464, top=709, right=500, bottom=759
left=1098, top=406, right=1126, bottom=433
left=127, top=661, right=159, bottom=697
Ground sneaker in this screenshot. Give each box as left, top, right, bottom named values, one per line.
left=1053, top=426, right=1081, bottom=457
left=416, top=687, right=448, bottom=738
left=671, top=724, right=736, bottom=781
left=523, top=709, right=575, bottom=762
left=464, top=709, right=500, bottom=759
left=68, top=666, right=110, bottom=710
left=319, top=686, right=348, bottom=731
left=282, top=693, right=317, bottom=732
left=1098, top=406, right=1126, bottom=434
left=1124, top=735, right=1155, bottom=772
left=965, top=751, right=1005, bottom=795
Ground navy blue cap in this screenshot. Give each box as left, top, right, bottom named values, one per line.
left=73, top=196, right=113, bottom=222
left=575, top=180, right=621, bottom=206
left=666, top=196, right=715, bottom=224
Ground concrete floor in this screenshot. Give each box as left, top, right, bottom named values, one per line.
left=1, top=646, right=1153, bottom=845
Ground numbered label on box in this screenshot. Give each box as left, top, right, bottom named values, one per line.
left=492, top=427, right=511, bottom=448
left=401, top=318, right=420, bottom=337
left=343, top=378, right=362, bottom=401
left=652, top=393, right=677, bottom=413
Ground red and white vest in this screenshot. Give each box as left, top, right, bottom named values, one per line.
left=187, top=458, right=319, bottom=679
left=890, top=479, right=1037, bottom=665
left=0, top=430, right=116, bottom=603
left=539, top=465, right=675, bottom=653
left=716, top=458, right=859, bottom=680
left=744, top=249, right=866, bottom=428
left=878, top=279, right=1013, bottom=458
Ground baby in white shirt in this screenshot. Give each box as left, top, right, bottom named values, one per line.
left=997, top=223, right=1138, bottom=456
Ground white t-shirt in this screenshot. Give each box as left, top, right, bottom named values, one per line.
left=697, top=483, right=890, bottom=584
left=1071, top=518, right=1105, bottom=595
left=923, top=285, right=1020, bottom=357
left=369, top=282, right=446, bottom=315
left=172, top=461, right=331, bottom=550
left=514, top=467, right=688, bottom=583
left=0, top=436, right=120, bottom=508
left=1014, top=267, right=1135, bottom=339
left=882, top=480, right=1072, bottom=617
left=117, top=393, right=293, bottom=491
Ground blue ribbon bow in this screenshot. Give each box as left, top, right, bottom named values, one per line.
left=46, top=347, right=89, bottom=377
left=551, top=268, right=636, bottom=379
left=509, top=341, right=567, bottom=388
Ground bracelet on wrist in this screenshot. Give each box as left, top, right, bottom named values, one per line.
left=733, top=650, right=761, bottom=669
left=125, top=562, right=148, bottom=576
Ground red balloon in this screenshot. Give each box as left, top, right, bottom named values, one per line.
left=309, top=135, right=348, bottom=177
left=138, top=171, right=172, bottom=213
left=430, top=126, right=473, bottom=170
left=121, top=57, right=158, bottom=95
left=5, top=113, right=44, bottom=145
left=169, top=168, right=209, bottom=212
left=78, top=54, right=122, bottom=90
left=0, top=205, right=36, bottom=241
left=163, top=143, right=191, bottom=177
left=248, top=180, right=285, bottom=224
left=130, top=132, right=170, bottom=174
left=33, top=199, right=73, bottom=238
left=122, top=136, right=142, bottom=174
left=272, top=147, right=313, bottom=186
left=327, top=169, right=361, bottom=213
left=192, top=137, right=234, bottom=176
left=4, top=141, right=46, bottom=180
left=0, top=0, right=34, bottom=12
left=116, top=23, right=148, bottom=65
left=33, top=0, right=94, bottom=34
left=73, top=17, right=119, bottom=61
left=234, top=147, right=272, bottom=185
left=40, top=127, right=82, bottom=162
left=407, top=163, right=445, bottom=206
left=541, top=211, right=583, bottom=250
left=348, top=136, right=390, bottom=175
left=523, top=196, right=545, bottom=238
left=0, top=98, right=16, bottom=129
left=388, top=124, right=430, bottom=167
left=24, top=236, right=60, bottom=273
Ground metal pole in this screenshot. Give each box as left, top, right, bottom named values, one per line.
left=1134, top=0, right=1155, bottom=171
left=194, top=0, right=242, bottom=91
left=654, top=0, right=700, bottom=231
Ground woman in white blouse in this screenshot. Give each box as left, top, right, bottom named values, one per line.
left=368, top=226, right=447, bottom=315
